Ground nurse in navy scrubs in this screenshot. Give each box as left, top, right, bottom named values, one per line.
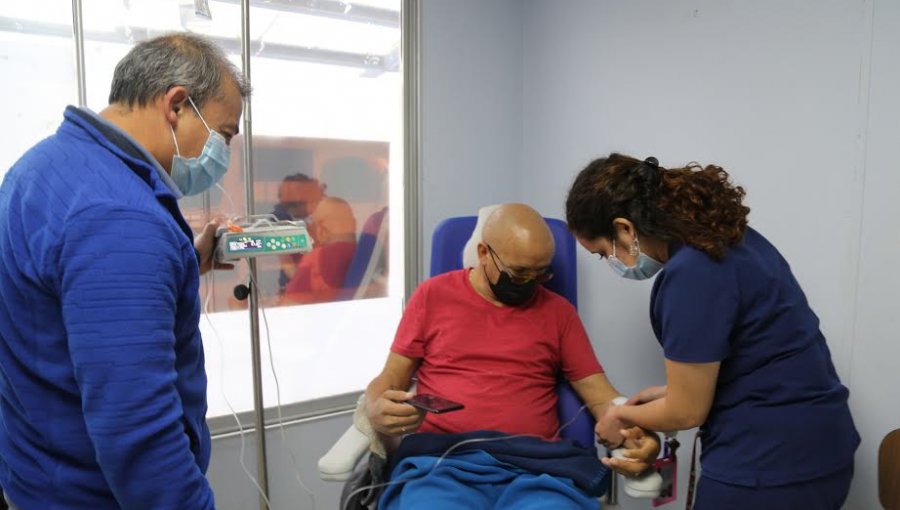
left=565, top=153, right=859, bottom=510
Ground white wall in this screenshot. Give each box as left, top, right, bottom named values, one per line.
left=844, top=1, right=900, bottom=507
left=208, top=413, right=351, bottom=509
left=419, top=0, right=524, bottom=277
left=520, top=1, right=898, bottom=509
left=522, top=0, right=870, bottom=382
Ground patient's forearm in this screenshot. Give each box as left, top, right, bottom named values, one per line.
left=365, top=376, right=387, bottom=403
left=365, top=352, right=419, bottom=405
left=365, top=374, right=402, bottom=404
left=569, top=373, right=622, bottom=421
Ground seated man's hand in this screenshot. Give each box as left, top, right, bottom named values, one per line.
left=594, top=403, right=627, bottom=448
left=367, top=389, right=424, bottom=437
left=600, top=427, right=661, bottom=478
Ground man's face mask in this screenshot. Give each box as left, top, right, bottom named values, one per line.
left=607, top=235, right=664, bottom=281
left=484, top=245, right=544, bottom=306
left=170, top=96, right=231, bottom=196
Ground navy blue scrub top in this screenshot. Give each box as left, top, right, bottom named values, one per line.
left=650, top=227, right=859, bottom=487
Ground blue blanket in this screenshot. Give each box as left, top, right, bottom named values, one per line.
left=379, top=430, right=609, bottom=509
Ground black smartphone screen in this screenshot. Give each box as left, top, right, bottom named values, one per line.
left=405, top=394, right=464, bottom=414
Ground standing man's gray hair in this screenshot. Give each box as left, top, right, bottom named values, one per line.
left=108, top=32, right=251, bottom=108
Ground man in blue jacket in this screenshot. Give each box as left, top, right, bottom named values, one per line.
left=0, top=33, right=250, bottom=509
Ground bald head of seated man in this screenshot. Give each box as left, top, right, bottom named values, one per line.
left=365, top=203, right=659, bottom=478
left=469, top=203, right=555, bottom=307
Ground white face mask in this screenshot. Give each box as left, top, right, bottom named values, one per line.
left=169, top=96, right=231, bottom=196
left=607, top=236, right=664, bottom=281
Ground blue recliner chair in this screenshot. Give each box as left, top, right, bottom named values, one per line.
left=340, top=207, right=389, bottom=300
left=318, top=215, right=606, bottom=508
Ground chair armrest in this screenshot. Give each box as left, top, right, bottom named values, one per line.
left=318, top=425, right=371, bottom=481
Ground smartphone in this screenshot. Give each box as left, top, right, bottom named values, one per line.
left=405, top=394, right=464, bottom=414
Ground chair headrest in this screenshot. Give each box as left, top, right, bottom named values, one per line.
left=461, top=204, right=501, bottom=268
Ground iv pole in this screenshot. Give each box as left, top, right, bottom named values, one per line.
left=238, top=1, right=271, bottom=508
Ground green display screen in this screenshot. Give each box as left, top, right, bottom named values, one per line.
left=226, top=233, right=310, bottom=254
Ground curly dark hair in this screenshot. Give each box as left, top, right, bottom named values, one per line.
left=565, top=153, right=750, bottom=260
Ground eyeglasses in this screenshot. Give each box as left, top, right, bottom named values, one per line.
left=486, top=244, right=554, bottom=284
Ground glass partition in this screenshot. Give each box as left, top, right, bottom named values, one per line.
left=0, top=0, right=406, bottom=423
left=0, top=1, right=78, bottom=175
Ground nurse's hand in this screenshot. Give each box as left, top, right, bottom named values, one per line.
left=601, top=427, right=661, bottom=477
left=367, top=389, right=424, bottom=437
left=626, top=385, right=667, bottom=405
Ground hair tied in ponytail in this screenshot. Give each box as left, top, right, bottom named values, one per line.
left=640, top=156, right=661, bottom=192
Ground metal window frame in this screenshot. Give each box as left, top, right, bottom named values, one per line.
left=4, top=0, right=402, bottom=74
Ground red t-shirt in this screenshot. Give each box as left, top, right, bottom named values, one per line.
left=391, top=269, right=603, bottom=440
left=282, top=241, right=356, bottom=304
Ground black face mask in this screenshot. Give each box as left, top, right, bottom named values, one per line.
left=486, top=267, right=538, bottom=306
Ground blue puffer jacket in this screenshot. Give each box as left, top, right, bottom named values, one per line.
left=0, top=106, right=214, bottom=509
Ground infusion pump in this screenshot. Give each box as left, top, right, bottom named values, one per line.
left=214, top=215, right=314, bottom=263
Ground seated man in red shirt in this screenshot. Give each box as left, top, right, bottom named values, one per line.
left=365, top=203, right=658, bottom=509
left=282, top=196, right=357, bottom=305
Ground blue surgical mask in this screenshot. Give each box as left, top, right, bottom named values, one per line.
left=170, top=97, right=231, bottom=196
left=607, top=236, right=664, bottom=281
